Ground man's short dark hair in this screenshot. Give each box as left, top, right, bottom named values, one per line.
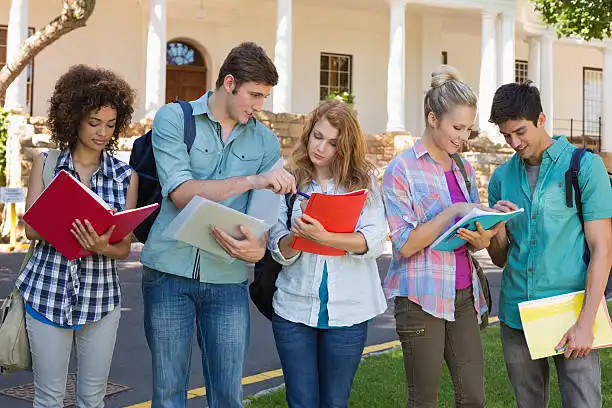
left=489, top=81, right=543, bottom=127
left=215, top=42, right=278, bottom=90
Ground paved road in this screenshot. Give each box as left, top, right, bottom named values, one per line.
left=0, top=248, right=502, bottom=407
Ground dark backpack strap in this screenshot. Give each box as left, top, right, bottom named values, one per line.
left=284, top=193, right=297, bottom=229
left=565, top=148, right=595, bottom=267
left=450, top=153, right=471, bottom=192
left=565, top=148, right=590, bottom=223
left=174, top=100, right=196, bottom=152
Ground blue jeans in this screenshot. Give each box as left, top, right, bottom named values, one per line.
left=500, top=323, right=601, bottom=408
left=272, top=313, right=368, bottom=408
left=142, top=266, right=249, bottom=408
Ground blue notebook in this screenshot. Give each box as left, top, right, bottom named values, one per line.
left=431, top=208, right=524, bottom=252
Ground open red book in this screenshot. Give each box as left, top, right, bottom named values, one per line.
left=290, top=189, right=368, bottom=256
left=24, top=170, right=159, bottom=260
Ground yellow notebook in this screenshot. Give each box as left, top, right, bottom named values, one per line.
left=518, top=291, right=612, bottom=360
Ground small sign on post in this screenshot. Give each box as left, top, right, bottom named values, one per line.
left=0, top=187, right=26, bottom=248
left=0, top=187, right=26, bottom=203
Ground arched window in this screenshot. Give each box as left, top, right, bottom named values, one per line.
left=166, top=41, right=205, bottom=66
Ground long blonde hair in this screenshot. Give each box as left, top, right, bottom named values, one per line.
left=288, top=99, right=375, bottom=192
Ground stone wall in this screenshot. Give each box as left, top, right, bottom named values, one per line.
left=255, top=111, right=306, bottom=158
left=4, top=112, right=514, bottom=242
left=17, top=111, right=512, bottom=199
left=255, top=111, right=407, bottom=174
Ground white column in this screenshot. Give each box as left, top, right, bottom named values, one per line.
left=273, top=0, right=292, bottom=113
left=420, top=13, right=443, bottom=132
left=499, top=11, right=515, bottom=85
left=601, top=44, right=612, bottom=153
left=5, top=0, right=29, bottom=112
left=386, top=0, right=406, bottom=132
left=527, top=36, right=541, bottom=85
left=478, top=9, right=498, bottom=136
left=145, top=0, right=167, bottom=119
left=540, top=32, right=554, bottom=134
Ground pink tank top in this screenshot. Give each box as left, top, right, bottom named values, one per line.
left=444, top=171, right=472, bottom=290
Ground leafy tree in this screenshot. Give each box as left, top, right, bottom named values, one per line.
left=532, top=0, right=612, bottom=41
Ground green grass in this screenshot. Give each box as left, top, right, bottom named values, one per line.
left=245, top=324, right=612, bottom=407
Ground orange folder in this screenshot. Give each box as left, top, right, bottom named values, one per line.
left=24, top=170, right=159, bottom=260
left=290, top=189, right=368, bottom=256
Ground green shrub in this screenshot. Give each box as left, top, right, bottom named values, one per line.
left=0, top=109, right=9, bottom=186
left=325, top=90, right=355, bottom=105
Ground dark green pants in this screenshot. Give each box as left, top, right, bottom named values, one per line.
left=394, top=287, right=485, bottom=408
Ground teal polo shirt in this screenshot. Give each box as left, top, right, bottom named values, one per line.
left=141, top=91, right=281, bottom=283
left=489, top=136, right=612, bottom=329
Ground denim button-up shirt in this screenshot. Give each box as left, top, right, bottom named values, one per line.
left=268, top=179, right=388, bottom=327
left=141, top=91, right=281, bottom=283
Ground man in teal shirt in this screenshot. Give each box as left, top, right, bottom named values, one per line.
left=487, top=82, right=612, bottom=408
left=140, top=42, right=296, bottom=408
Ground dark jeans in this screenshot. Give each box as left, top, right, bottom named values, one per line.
left=394, top=287, right=485, bottom=408
left=142, top=266, right=250, bottom=408
left=272, top=313, right=368, bottom=408
left=500, top=322, right=601, bottom=408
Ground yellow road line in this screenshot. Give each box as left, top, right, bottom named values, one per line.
left=124, top=318, right=499, bottom=407
left=362, top=340, right=401, bottom=354
left=124, top=339, right=402, bottom=407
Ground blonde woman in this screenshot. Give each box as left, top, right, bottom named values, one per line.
left=382, top=66, right=502, bottom=407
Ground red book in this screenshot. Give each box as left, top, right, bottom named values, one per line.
left=290, top=189, right=368, bottom=256
left=24, top=170, right=159, bottom=260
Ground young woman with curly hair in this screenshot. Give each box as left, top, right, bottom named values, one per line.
left=267, top=100, right=387, bottom=407
left=17, top=64, right=137, bottom=408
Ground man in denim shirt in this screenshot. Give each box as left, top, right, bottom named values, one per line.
left=487, top=82, right=612, bottom=408
left=140, top=42, right=296, bottom=408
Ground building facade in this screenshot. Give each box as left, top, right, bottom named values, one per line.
left=1, top=0, right=611, bottom=164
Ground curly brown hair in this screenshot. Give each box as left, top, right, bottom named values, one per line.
left=47, top=65, right=135, bottom=153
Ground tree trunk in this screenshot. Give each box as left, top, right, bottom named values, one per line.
left=0, top=0, right=97, bottom=97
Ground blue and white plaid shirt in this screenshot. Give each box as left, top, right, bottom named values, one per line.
left=16, top=150, right=132, bottom=326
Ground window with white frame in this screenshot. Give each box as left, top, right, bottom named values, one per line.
left=515, top=60, right=528, bottom=83
left=319, top=53, right=352, bottom=100
left=583, top=67, right=603, bottom=136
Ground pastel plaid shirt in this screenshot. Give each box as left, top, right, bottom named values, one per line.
left=382, top=140, right=488, bottom=321
left=16, top=150, right=131, bottom=326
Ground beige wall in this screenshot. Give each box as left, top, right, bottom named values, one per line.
left=552, top=42, right=603, bottom=126
left=166, top=0, right=278, bottom=112
left=0, top=0, right=146, bottom=118
left=0, top=0, right=604, bottom=136
left=406, top=8, right=482, bottom=137
left=291, top=2, right=388, bottom=132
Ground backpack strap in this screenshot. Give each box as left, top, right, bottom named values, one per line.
left=284, top=193, right=297, bottom=230
left=174, top=101, right=196, bottom=152
left=24, top=148, right=60, bottom=252
left=565, top=148, right=594, bottom=267
left=450, top=153, right=471, bottom=192
left=42, top=149, right=60, bottom=188
left=565, top=148, right=590, bottom=224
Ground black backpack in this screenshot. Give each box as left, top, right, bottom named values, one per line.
left=249, top=193, right=297, bottom=321
left=565, top=148, right=612, bottom=297
left=129, top=101, right=196, bottom=243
